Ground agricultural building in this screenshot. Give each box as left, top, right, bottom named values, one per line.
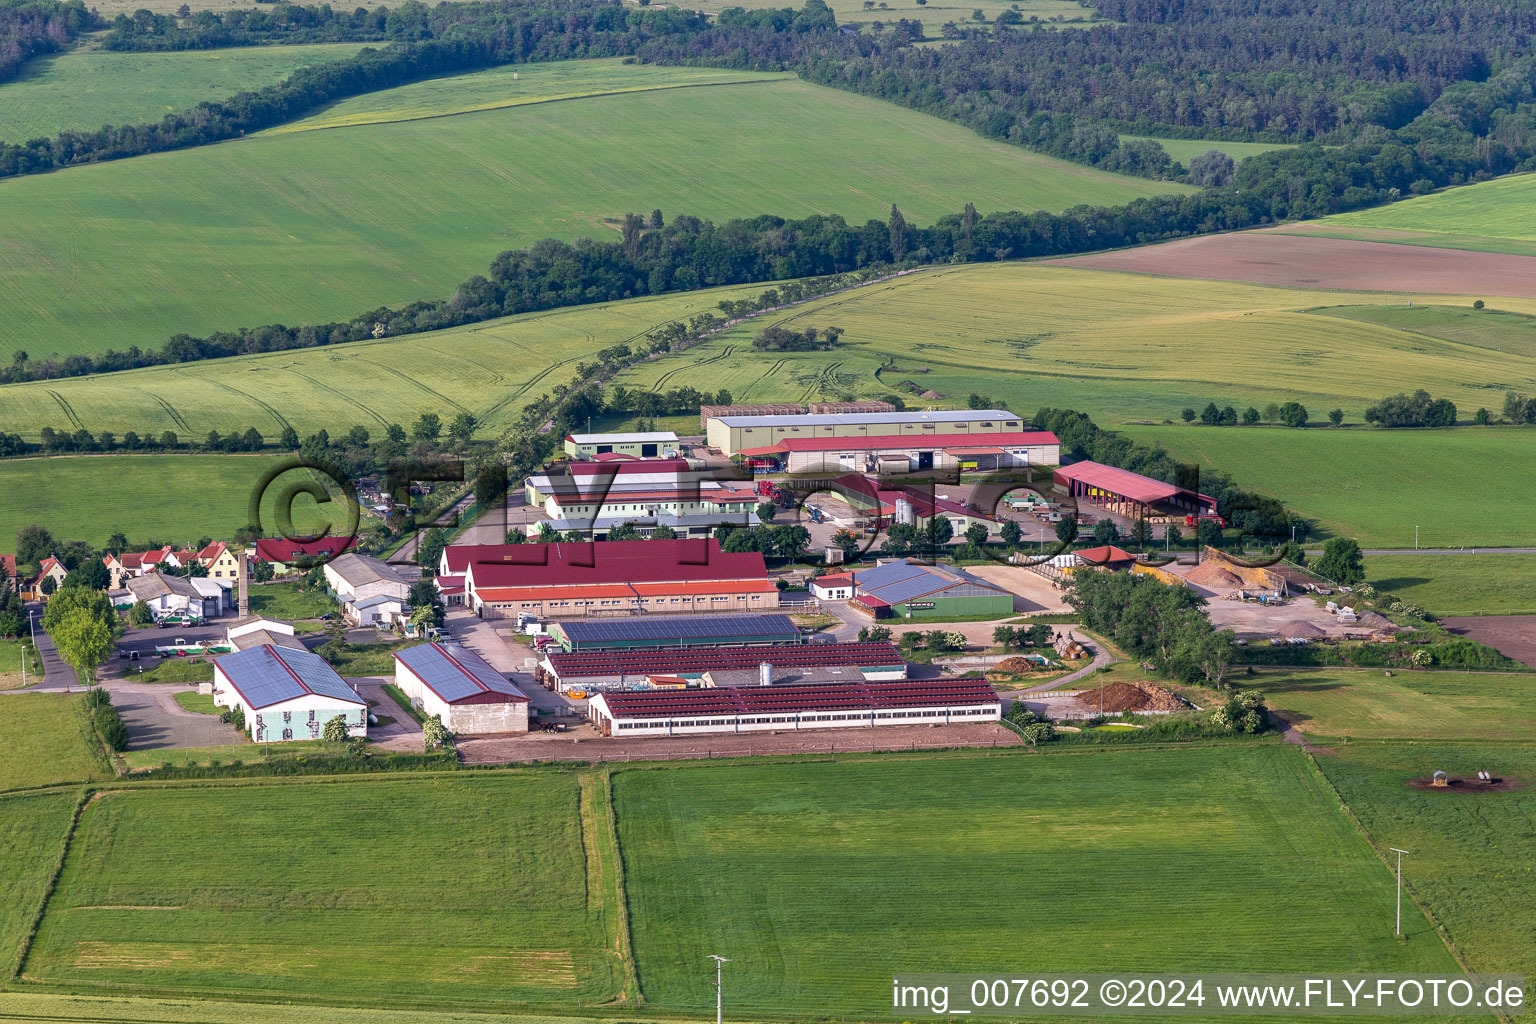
left=394, top=642, right=529, bottom=734
left=809, top=573, right=854, bottom=600
left=550, top=614, right=801, bottom=652
left=212, top=644, right=367, bottom=742
left=1075, top=545, right=1139, bottom=569
left=539, top=640, right=906, bottom=693
left=523, top=459, right=758, bottom=538
left=737, top=428, right=1060, bottom=473
left=252, top=535, right=359, bottom=573
left=586, top=677, right=1000, bottom=736
left=563, top=431, right=679, bottom=459
left=708, top=408, right=1032, bottom=458
left=323, top=553, right=410, bottom=627
left=1053, top=461, right=1217, bottom=521
left=457, top=538, right=778, bottom=619
left=831, top=474, right=999, bottom=535
left=226, top=615, right=304, bottom=652
left=124, top=572, right=218, bottom=620
left=698, top=400, right=896, bottom=430
left=848, top=559, right=1014, bottom=619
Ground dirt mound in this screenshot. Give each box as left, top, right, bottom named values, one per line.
left=1184, top=561, right=1244, bottom=588
left=1279, top=619, right=1327, bottom=637
left=989, top=657, right=1043, bottom=676
left=1406, top=776, right=1526, bottom=793
left=1073, top=681, right=1185, bottom=714
left=1355, top=610, right=1393, bottom=629
left=920, top=389, right=944, bottom=400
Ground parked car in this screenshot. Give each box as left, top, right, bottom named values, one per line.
left=127, top=650, right=140, bottom=662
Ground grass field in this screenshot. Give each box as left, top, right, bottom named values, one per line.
left=1120, top=425, right=1536, bottom=546
left=0, top=60, right=1184, bottom=361
left=0, top=792, right=80, bottom=977
left=132, top=660, right=215, bottom=685
left=27, top=775, right=624, bottom=1004
left=609, top=263, right=1536, bottom=426
left=171, top=691, right=219, bottom=715
left=1259, top=667, right=1536, bottom=741
left=1290, top=173, right=1536, bottom=257
left=0, top=455, right=343, bottom=548
left=1310, top=303, right=1536, bottom=356
left=1316, top=742, right=1536, bottom=994
left=613, top=747, right=1459, bottom=1015
left=247, top=581, right=338, bottom=621
left=1121, top=135, right=1294, bottom=164
left=0, top=43, right=370, bottom=143
left=1366, top=554, right=1536, bottom=616
left=0, top=638, right=43, bottom=690
left=0, top=694, right=107, bottom=791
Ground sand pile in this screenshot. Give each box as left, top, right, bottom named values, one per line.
left=1184, top=561, right=1245, bottom=588
left=990, top=657, right=1041, bottom=675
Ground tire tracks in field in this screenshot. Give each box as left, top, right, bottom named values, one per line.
left=739, top=358, right=789, bottom=401
left=648, top=344, right=734, bottom=393
left=144, top=392, right=190, bottom=432
left=285, top=370, right=389, bottom=427
left=42, top=391, right=82, bottom=430
left=172, top=370, right=293, bottom=435
left=357, top=358, right=469, bottom=414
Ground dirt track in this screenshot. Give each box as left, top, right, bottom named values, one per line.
left=1045, top=232, right=1536, bottom=298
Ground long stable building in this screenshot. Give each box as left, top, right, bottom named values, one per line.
left=739, top=429, right=1061, bottom=474
left=1053, top=460, right=1217, bottom=521
left=708, top=408, right=1047, bottom=458
left=522, top=458, right=759, bottom=539
left=449, top=538, right=778, bottom=619
left=550, top=614, right=802, bottom=652
left=539, top=641, right=906, bottom=693
left=587, top=678, right=1001, bottom=736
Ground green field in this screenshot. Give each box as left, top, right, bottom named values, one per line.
left=0, top=60, right=1184, bottom=361
left=613, top=747, right=1458, bottom=1015
left=1316, top=742, right=1536, bottom=995
left=171, top=691, right=219, bottom=715
left=0, top=792, right=80, bottom=977
left=1291, top=173, right=1536, bottom=256
left=1310, top=303, right=1536, bottom=356
left=26, top=775, right=625, bottom=1004
left=1121, top=135, right=1294, bottom=165
left=1258, top=667, right=1536, bottom=741
left=1366, top=554, right=1536, bottom=616
left=1120, top=425, right=1536, bottom=547
left=132, top=660, right=216, bottom=685
left=0, top=694, right=108, bottom=791
left=247, top=581, right=338, bottom=620
left=0, top=43, right=371, bottom=143
left=0, top=455, right=343, bottom=548
left=609, top=263, right=1536, bottom=425
left=0, top=638, right=43, bottom=690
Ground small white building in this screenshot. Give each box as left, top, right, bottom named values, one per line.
left=323, top=552, right=410, bottom=627
left=190, top=576, right=231, bottom=615
left=809, top=573, right=854, bottom=600
left=393, top=642, right=530, bottom=734
left=124, top=572, right=218, bottom=619
left=226, top=615, right=305, bottom=652
left=212, top=644, right=367, bottom=742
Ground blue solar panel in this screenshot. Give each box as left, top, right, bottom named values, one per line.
left=216, top=645, right=362, bottom=708
left=559, top=614, right=797, bottom=644
left=396, top=643, right=526, bottom=704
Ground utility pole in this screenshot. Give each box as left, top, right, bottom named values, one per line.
left=1390, top=848, right=1409, bottom=936
left=1415, top=525, right=1419, bottom=550
left=709, top=955, right=731, bottom=1024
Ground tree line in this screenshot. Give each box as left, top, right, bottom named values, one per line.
left=0, top=0, right=96, bottom=85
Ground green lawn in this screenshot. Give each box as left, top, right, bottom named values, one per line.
left=319, top=639, right=412, bottom=676
left=613, top=747, right=1459, bottom=1016
left=247, top=581, right=337, bottom=621
left=0, top=791, right=80, bottom=978
left=1121, top=135, right=1294, bottom=165
left=0, top=455, right=341, bottom=548
left=1316, top=742, right=1536, bottom=993
left=1120, top=424, right=1536, bottom=547
left=0, top=694, right=109, bottom=790
left=1297, top=173, right=1536, bottom=257
left=0, top=637, right=43, bottom=690
left=132, top=659, right=216, bottom=685
left=0, top=43, right=371, bottom=143
left=120, top=740, right=320, bottom=770
left=1258, top=666, right=1536, bottom=741
left=0, top=60, right=1184, bottom=362
left=1366, top=554, right=1536, bottom=616
left=1310, top=303, right=1536, bottom=356
left=171, top=691, right=219, bottom=715
left=27, top=775, right=623, bottom=1005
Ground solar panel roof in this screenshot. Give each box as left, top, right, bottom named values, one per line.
left=558, top=614, right=799, bottom=645
left=394, top=643, right=528, bottom=704
left=215, top=644, right=364, bottom=710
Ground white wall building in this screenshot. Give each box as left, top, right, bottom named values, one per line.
left=323, top=552, right=410, bottom=626
left=393, top=642, right=530, bottom=734
left=212, top=644, right=367, bottom=742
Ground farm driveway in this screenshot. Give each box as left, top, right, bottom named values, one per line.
left=108, top=681, right=237, bottom=750
left=354, top=678, right=423, bottom=751
left=440, top=610, right=575, bottom=716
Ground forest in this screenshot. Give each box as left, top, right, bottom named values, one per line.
left=0, top=0, right=95, bottom=84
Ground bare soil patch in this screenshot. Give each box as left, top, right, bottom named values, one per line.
left=1406, top=775, right=1526, bottom=794
left=1046, top=233, right=1536, bottom=298
left=1441, top=615, right=1536, bottom=668
left=1069, top=681, right=1185, bottom=714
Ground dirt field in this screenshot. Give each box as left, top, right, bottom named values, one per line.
left=456, top=721, right=1020, bottom=763
left=1441, top=616, right=1536, bottom=668
left=1046, top=232, right=1536, bottom=298
left=965, top=563, right=1072, bottom=614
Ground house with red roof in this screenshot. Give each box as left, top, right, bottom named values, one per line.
left=30, top=557, right=68, bottom=599
left=252, top=536, right=358, bottom=574
left=195, top=541, right=244, bottom=583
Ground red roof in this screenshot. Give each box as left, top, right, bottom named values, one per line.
left=197, top=541, right=228, bottom=562
left=0, top=554, right=14, bottom=576
left=594, top=678, right=998, bottom=719
left=464, top=539, right=767, bottom=590
left=568, top=458, right=692, bottom=476
left=738, top=430, right=1059, bottom=456
left=547, top=641, right=903, bottom=679
left=1054, top=461, right=1214, bottom=507
left=254, top=536, right=359, bottom=563
left=814, top=573, right=853, bottom=587
left=833, top=474, right=993, bottom=523
left=1076, top=544, right=1138, bottom=565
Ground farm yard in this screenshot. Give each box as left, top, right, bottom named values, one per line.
left=612, top=747, right=1458, bottom=1016
left=1291, top=173, right=1536, bottom=257
left=0, top=60, right=1184, bottom=361
left=1120, top=425, right=1536, bottom=547
left=0, top=44, right=372, bottom=143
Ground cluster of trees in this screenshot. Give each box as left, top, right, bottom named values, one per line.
left=1065, top=569, right=1237, bottom=689
left=1181, top=401, right=1311, bottom=427
left=102, top=1, right=437, bottom=50
left=1033, top=407, right=1303, bottom=538
left=0, top=0, right=96, bottom=85
left=751, top=324, right=843, bottom=351
left=713, top=522, right=811, bottom=560
left=1502, top=391, right=1536, bottom=423
left=897, top=629, right=967, bottom=653
left=1364, top=390, right=1457, bottom=427
left=83, top=686, right=129, bottom=751
left=0, top=562, right=24, bottom=635
left=992, top=622, right=1054, bottom=648
left=1313, top=537, right=1366, bottom=586
left=43, top=584, right=121, bottom=686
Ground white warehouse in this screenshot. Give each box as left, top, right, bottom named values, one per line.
left=393, top=642, right=531, bottom=734
left=212, top=644, right=368, bottom=742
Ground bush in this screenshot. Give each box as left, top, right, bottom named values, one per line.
left=91, top=696, right=129, bottom=751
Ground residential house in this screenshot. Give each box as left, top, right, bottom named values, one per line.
left=102, top=552, right=144, bottom=589
left=196, top=541, right=243, bottom=583
left=30, top=557, right=68, bottom=599
left=323, top=552, right=410, bottom=627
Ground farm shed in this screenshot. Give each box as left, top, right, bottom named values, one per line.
left=394, top=642, right=529, bottom=734
left=563, top=431, right=679, bottom=459
left=587, top=677, right=1000, bottom=736
left=736, top=429, right=1059, bottom=473
left=848, top=559, right=1014, bottom=619
left=323, top=553, right=410, bottom=626
left=551, top=613, right=802, bottom=652
left=212, top=644, right=367, bottom=742
left=831, top=473, right=1000, bottom=535
left=226, top=615, right=305, bottom=652
left=125, top=572, right=218, bottom=620
left=1053, top=461, right=1217, bottom=521
left=809, top=573, right=854, bottom=600
left=706, top=409, right=1026, bottom=457
left=539, top=640, right=906, bottom=693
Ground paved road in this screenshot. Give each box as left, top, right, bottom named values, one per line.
left=439, top=609, right=576, bottom=717
left=354, top=678, right=424, bottom=751
left=111, top=680, right=235, bottom=750
left=30, top=609, right=79, bottom=691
